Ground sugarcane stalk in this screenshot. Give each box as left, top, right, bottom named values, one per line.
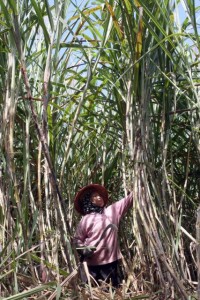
left=196, top=206, right=200, bottom=300
left=12, top=13, right=74, bottom=272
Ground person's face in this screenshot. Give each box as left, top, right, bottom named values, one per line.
left=90, top=191, right=104, bottom=207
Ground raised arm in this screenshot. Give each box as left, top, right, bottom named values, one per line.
left=107, top=192, right=133, bottom=223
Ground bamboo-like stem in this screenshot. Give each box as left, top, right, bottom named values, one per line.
left=12, top=13, right=74, bottom=272
left=196, top=206, right=200, bottom=300
left=0, top=0, right=199, bottom=298
left=37, top=140, right=47, bottom=281
left=4, top=51, right=37, bottom=283
left=59, top=66, right=92, bottom=185
left=139, top=191, right=189, bottom=299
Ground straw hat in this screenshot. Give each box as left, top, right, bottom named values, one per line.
left=74, top=184, right=108, bottom=215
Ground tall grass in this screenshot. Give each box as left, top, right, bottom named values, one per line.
left=0, top=0, right=199, bottom=299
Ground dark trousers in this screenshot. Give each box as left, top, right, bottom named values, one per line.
left=88, top=260, right=123, bottom=288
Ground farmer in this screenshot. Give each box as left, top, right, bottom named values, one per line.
left=73, top=183, right=133, bottom=288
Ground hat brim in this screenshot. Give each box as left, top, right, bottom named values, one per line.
left=74, top=184, right=108, bottom=215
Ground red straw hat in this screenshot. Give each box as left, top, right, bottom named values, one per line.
left=74, top=184, right=108, bottom=215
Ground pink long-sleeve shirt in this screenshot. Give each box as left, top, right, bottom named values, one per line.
left=74, top=193, right=133, bottom=266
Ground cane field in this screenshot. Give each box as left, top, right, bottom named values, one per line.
left=0, top=0, right=199, bottom=299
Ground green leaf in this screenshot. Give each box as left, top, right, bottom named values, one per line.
left=0, top=1, right=11, bottom=27
left=7, top=0, right=18, bottom=14
left=30, top=0, right=50, bottom=46
left=124, top=0, right=132, bottom=14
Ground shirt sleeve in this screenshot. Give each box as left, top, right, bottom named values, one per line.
left=73, top=219, right=87, bottom=247
left=109, top=192, right=133, bottom=223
